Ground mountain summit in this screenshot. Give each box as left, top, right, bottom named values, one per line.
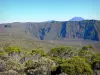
left=69, top=17, right=84, bottom=21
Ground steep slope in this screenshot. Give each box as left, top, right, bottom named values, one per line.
left=25, top=20, right=99, bottom=41
left=94, top=21, right=100, bottom=39
left=0, top=20, right=100, bottom=41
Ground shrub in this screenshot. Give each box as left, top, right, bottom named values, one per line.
left=6, top=59, right=24, bottom=71
left=91, top=53, right=100, bottom=70
left=0, top=60, right=6, bottom=72
left=92, top=53, right=100, bottom=63
left=0, top=51, right=4, bottom=57
left=24, top=57, right=56, bottom=75
left=60, top=56, right=93, bottom=75
left=31, top=49, right=47, bottom=57
left=50, top=56, right=63, bottom=65
left=25, top=60, right=39, bottom=68
left=49, top=46, right=73, bottom=58
left=78, top=50, right=94, bottom=57
left=38, top=57, right=56, bottom=75
left=25, top=60, right=34, bottom=67
left=82, top=46, right=89, bottom=50
left=4, top=46, right=20, bottom=54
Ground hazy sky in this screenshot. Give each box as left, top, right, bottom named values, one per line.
left=0, top=0, right=100, bottom=23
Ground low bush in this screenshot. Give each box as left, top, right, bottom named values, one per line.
left=60, top=56, right=93, bottom=75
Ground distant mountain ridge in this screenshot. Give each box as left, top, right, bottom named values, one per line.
left=0, top=20, right=100, bottom=41
left=69, top=17, right=85, bottom=21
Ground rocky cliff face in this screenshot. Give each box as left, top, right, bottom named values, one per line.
left=0, top=20, right=100, bottom=41
left=25, top=20, right=99, bottom=41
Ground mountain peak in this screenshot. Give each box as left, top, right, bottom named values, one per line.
left=69, top=17, right=84, bottom=21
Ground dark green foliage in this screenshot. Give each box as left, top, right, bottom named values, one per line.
left=0, top=45, right=99, bottom=75
left=82, top=46, right=89, bottom=50
left=60, top=57, right=93, bottom=75
left=25, top=60, right=40, bottom=68
left=78, top=49, right=94, bottom=57
left=50, top=56, right=63, bottom=65
left=0, top=51, right=4, bottom=57
left=92, top=53, right=100, bottom=63
left=49, top=46, right=73, bottom=57
left=31, top=49, right=47, bottom=57
left=4, top=46, right=20, bottom=54
left=25, top=60, right=34, bottom=67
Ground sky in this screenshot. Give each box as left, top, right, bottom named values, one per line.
left=0, top=0, right=100, bottom=23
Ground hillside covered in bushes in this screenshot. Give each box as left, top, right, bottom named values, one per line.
left=0, top=44, right=100, bottom=75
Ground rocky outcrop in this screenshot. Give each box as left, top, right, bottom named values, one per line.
left=25, top=20, right=100, bottom=41
left=1, top=20, right=100, bottom=41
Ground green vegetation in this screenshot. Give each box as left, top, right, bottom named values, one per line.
left=60, top=57, right=93, bottom=75
left=0, top=45, right=100, bottom=75
left=92, top=53, right=100, bottom=63
left=49, top=46, right=74, bottom=58
left=0, top=51, right=4, bottom=57
left=4, top=46, right=20, bottom=54
left=31, top=49, right=48, bottom=57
